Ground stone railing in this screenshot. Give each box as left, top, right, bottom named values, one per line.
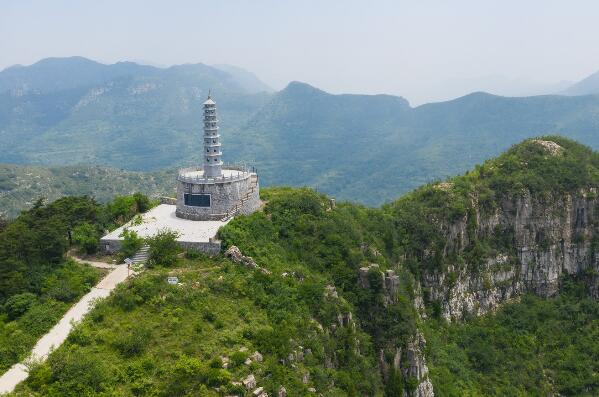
left=177, top=164, right=256, bottom=184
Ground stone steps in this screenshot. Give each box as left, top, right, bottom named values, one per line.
left=130, top=245, right=150, bottom=264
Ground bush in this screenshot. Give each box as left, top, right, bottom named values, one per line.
left=229, top=350, right=249, bottom=367
left=41, top=260, right=98, bottom=302
left=119, top=229, right=144, bottom=261
left=132, top=192, right=152, bottom=213
left=4, top=292, right=37, bottom=320
left=184, top=248, right=203, bottom=259
left=113, top=326, right=151, bottom=357
left=47, top=346, right=114, bottom=396
left=72, top=223, right=99, bottom=254
left=205, top=368, right=231, bottom=387
left=146, top=229, right=180, bottom=268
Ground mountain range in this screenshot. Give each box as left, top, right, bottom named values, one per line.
left=2, top=57, right=599, bottom=212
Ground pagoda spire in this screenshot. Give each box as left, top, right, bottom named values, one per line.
left=202, top=93, right=222, bottom=178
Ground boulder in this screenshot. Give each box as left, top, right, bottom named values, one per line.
left=251, top=351, right=263, bottom=362
left=242, top=374, right=256, bottom=390
left=278, top=386, right=287, bottom=397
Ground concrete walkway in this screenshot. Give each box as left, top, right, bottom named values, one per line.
left=0, top=263, right=130, bottom=394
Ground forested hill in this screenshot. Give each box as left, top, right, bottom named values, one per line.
left=0, top=164, right=174, bottom=218
left=0, top=57, right=272, bottom=169
left=6, top=137, right=599, bottom=396
left=4, top=57, right=599, bottom=208
left=231, top=82, right=599, bottom=204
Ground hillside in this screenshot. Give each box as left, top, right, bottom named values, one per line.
left=562, top=69, right=599, bottom=96
left=4, top=58, right=599, bottom=207
left=8, top=137, right=599, bottom=396
left=232, top=83, right=599, bottom=204
left=0, top=164, right=174, bottom=218
left=0, top=57, right=272, bottom=168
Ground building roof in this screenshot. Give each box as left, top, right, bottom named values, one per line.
left=203, top=91, right=216, bottom=105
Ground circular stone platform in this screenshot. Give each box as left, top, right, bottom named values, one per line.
left=175, top=166, right=260, bottom=221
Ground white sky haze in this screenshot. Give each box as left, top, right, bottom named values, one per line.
left=2, top=0, right=599, bottom=105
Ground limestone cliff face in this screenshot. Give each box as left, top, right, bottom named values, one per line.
left=401, top=332, right=434, bottom=397
left=378, top=332, right=434, bottom=397
left=421, top=189, right=599, bottom=321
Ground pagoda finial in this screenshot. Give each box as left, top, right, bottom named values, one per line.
left=208, top=89, right=211, bottom=99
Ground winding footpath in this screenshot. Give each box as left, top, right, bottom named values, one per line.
left=0, top=259, right=130, bottom=394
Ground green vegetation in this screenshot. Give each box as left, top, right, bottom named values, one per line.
left=0, top=193, right=154, bottom=372
left=0, top=197, right=104, bottom=372
left=146, top=229, right=181, bottom=268
left=72, top=223, right=100, bottom=254
left=119, top=229, right=144, bottom=261
left=3, top=138, right=599, bottom=395
left=424, top=278, right=599, bottom=396
left=5, top=57, right=599, bottom=211
left=13, top=255, right=383, bottom=396
left=0, top=164, right=173, bottom=219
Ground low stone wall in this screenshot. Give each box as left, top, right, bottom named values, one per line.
left=99, top=238, right=222, bottom=256
left=177, top=240, right=222, bottom=256
left=239, top=186, right=261, bottom=216
left=160, top=197, right=177, bottom=205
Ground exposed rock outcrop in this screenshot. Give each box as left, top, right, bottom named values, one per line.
left=401, top=332, right=434, bottom=397
left=358, top=264, right=400, bottom=304
left=422, top=190, right=599, bottom=320
left=225, top=245, right=271, bottom=275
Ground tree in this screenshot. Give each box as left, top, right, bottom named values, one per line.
left=132, top=192, right=152, bottom=213
left=72, top=223, right=99, bottom=254
left=119, top=229, right=144, bottom=261
left=146, top=229, right=180, bottom=268
left=4, top=292, right=37, bottom=320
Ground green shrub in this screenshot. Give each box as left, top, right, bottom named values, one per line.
left=184, top=248, right=203, bottom=259
left=47, top=346, right=114, bottom=396
left=205, top=368, right=231, bottom=387
left=72, top=222, right=99, bottom=254
left=113, top=326, right=151, bottom=357
left=229, top=350, right=248, bottom=367
left=119, top=229, right=144, bottom=261
left=146, top=229, right=181, bottom=268
left=4, top=292, right=37, bottom=320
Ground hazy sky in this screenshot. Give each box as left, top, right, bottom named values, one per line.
left=2, top=0, right=599, bottom=105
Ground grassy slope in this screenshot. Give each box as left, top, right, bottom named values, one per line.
left=14, top=256, right=382, bottom=397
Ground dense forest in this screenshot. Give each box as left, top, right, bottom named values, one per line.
left=2, top=137, right=599, bottom=396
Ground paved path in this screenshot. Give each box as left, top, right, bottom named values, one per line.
left=67, top=252, right=118, bottom=270
left=0, top=263, right=130, bottom=394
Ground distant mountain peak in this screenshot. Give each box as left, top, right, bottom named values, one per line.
left=561, top=69, right=599, bottom=96
left=281, top=81, right=328, bottom=95
left=213, top=64, right=273, bottom=93
left=0, top=56, right=273, bottom=96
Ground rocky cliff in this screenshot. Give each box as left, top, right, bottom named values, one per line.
left=380, top=138, right=599, bottom=395
left=421, top=189, right=599, bottom=321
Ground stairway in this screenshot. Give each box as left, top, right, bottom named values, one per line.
left=222, top=174, right=258, bottom=221
left=130, top=245, right=150, bottom=265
